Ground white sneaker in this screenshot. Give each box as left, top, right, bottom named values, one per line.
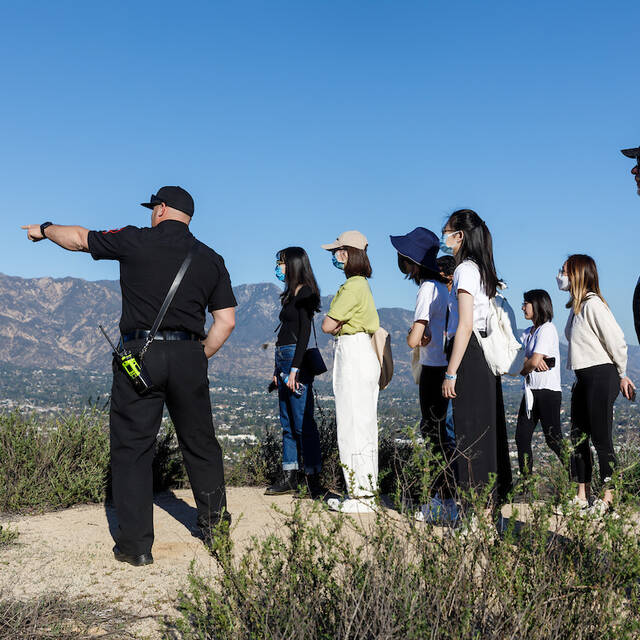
left=555, top=496, right=589, bottom=516
left=456, top=514, right=480, bottom=539
left=327, top=496, right=375, bottom=513
left=456, top=514, right=496, bottom=542
left=587, top=499, right=619, bottom=519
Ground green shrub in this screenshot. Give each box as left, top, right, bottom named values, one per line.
left=0, top=525, right=18, bottom=548
left=171, top=442, right=640, bottom=639
left=0, top=410, right=187, bottom=513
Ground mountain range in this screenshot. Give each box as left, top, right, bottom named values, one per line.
left=0, top=273, right=638, bottom=389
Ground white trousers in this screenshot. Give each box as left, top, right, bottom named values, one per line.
left=333, top=332, right=381, bottom=497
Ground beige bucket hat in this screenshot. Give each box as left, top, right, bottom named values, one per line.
left=321, top=230, right=368, bottom=251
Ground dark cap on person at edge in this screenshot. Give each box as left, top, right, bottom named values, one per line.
left=621, top=146, right=640, bottom=160
left=140, top=186, right=195, bottom=216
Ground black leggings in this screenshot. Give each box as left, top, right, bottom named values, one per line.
left=515, top=389, right=564, bottom=474
left=419, top=365, right=453, bottom=498
left=570, top=363, right=620, bottom=484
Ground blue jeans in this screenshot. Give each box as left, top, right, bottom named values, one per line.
left=275, top=345, right=322, bottom=474
left=445, top=401, right=456, bottom=448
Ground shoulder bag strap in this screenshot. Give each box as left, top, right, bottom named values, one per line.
left=139, top=240, right=198, bottom=358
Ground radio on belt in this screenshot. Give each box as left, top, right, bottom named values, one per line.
left=99, top=324, right=153, bottom=395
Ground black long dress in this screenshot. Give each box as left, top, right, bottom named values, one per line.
left=450, top=333, right=513, bottom=505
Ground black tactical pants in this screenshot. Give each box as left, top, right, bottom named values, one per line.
left=109, top=339, right=227, bottom=556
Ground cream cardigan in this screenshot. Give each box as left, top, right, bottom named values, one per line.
left=564, top=293, right=627, bottom=378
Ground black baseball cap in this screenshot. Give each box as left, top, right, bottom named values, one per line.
left=140, top=186, right=195, bottom=216
left=621, top=146, right=640, bottom=160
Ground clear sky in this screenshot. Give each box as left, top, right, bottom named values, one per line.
left=3, top=1, right=640, bottom=339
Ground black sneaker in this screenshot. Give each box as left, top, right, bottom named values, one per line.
left=113, top=545, right=154, bottom=567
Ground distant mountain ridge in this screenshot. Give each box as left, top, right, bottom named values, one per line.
left=0, top=273, right=638, bottom=386
left=0, top=274, right=416, bottom=384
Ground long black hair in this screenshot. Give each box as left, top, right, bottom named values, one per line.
left=523, top=289, right=554, bottom=327
left=445, top=209, right=498, bottom=298
left=276, top=246, right=321, bottom=312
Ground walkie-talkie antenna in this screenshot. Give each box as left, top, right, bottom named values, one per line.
left=99, top=324, right=120, bottom=353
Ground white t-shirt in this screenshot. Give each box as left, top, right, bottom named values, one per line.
left=521, top=322, right=562, bottom=391
left=414, top=280, right=448, bottom=367
left=447, top=260, right=491, bottom=338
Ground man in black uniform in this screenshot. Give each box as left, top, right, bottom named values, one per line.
left=621, top=145, right=640, bottom=343
left=22, top=186, right=237, bottom=566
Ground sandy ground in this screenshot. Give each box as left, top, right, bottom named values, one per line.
left=0, top=488, right=381, bottom=638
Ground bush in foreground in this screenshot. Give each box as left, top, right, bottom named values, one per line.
left=171, top=440, right=640, bottom=640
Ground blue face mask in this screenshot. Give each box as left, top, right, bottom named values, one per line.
left=275, top=264, right=286, bottom=282
left=439, top=232, right=455, bottom=256
left=332, top=254, right=345, bottom=270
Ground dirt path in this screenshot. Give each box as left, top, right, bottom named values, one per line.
left=1, top=487, right=365, bottom=638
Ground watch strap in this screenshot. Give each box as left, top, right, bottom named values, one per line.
left=40, top=221, right=53, bottom=239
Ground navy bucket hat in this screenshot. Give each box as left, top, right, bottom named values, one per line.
left=389, top=227, right=440, bottom=272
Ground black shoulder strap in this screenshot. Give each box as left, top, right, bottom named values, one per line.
left=139, top=240, right=198, bottom=357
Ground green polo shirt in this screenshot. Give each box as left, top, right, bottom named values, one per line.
left=328, top=276, right=380, bottom=335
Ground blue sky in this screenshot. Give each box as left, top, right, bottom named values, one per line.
left=3, top=1, right=640, bottom=339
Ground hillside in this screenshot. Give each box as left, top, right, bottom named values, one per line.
left=0, top=272, right=638, bottom=388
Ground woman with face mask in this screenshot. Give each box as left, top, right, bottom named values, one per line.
left=390, top=227, right=456, bottom=523
left=265, top=247, right=324, bottom=498
left=516, top=289, right=565, bottom=476
left=441, top=209, right=512, bottom=512
left=320, top=231, right=381, bottom=513
left=559, top=255, right=635, bottom=514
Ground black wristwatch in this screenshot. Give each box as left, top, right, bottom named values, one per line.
left=40, top=221, right=53, bottom=240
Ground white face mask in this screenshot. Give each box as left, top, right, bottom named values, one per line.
left=556, top=273, right=570, bottom=291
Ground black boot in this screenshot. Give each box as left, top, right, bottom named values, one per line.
left=301, top=473, right=326, bottom=500
left=265, top=470, right=299, bottom=496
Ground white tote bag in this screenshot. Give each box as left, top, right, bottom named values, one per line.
left=474, top=293, right=522, bottom=376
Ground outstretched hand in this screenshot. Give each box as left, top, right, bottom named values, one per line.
left=21, top=225, right=44, bottom=242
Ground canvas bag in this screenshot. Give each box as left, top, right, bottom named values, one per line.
left=474, top=292, right=522, bottom=376
left=371, top=327, right=394, bottom=390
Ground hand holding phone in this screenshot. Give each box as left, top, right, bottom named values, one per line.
left=621, top=376, right=636, bottom=402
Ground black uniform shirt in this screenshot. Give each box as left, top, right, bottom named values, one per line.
left=87, top=220, right=237, bottom=338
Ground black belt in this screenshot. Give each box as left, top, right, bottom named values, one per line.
left=122, top=330, right=201, bottom=343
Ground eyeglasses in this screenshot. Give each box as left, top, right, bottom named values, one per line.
left=276, top=260, right=285, bottom=266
